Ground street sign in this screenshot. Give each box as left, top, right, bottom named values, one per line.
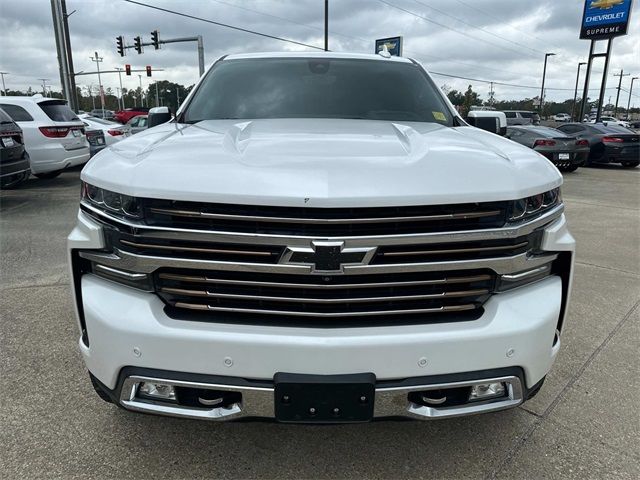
left=580, top=0, right=634, bottom=39
left=375, top=36, right=403, bottom=56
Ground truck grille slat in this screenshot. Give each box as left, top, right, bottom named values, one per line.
left=173, top=302, right=478, bottom=317
left=143, top=200, right=509, bottom=236
left=149, top=207, right=502, bottom=224
left=157, top=272, right=492, bottom=289
left=160, top=287, right=490, bottom=303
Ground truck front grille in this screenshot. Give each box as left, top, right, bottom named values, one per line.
left=156, top=269, right=494, bottom=323
left=143, top=200, right=508, bottom=236
left=80, top=200, right=561, bottom=326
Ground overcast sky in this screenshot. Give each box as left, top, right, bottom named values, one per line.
left=0, top=0, right=638, bottom=105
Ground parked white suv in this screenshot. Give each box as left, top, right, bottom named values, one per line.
left=68, top=52, right=575, bottom=423
left=0, top=95, right=89, bottom=178
left=589, top=116, right=631, bottom=128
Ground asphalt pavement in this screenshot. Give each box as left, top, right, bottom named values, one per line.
left=1, top=164, right=638, bottom=479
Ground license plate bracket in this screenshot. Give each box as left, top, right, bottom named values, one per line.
left=274, top=372, right=375, bottom=423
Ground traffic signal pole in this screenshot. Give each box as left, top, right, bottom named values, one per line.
left=123, top=33, right=205, bottom=77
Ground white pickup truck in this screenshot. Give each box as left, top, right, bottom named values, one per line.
left=68, top=52, right=575, bottom=423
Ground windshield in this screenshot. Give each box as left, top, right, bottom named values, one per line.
left=183, top=58, right=454, bottom=125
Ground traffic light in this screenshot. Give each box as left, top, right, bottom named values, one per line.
left=146, top=65, right=152, bottom=77
left=125, top=64, right=131, bottom=76
left=134, top=36, right=142, bottom=54
left=151, top=30, right=159, bottom=50
left=116, top=36, right=125, bottom=57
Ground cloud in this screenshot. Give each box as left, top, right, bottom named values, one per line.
left=0, top=0, right=638, bottom=104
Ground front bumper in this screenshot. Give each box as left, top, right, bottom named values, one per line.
left=92, top=366, right=541, bottom=421
left=69, top=209, right=575, bottom=421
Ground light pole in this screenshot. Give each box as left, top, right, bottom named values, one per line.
left=571, top=62, right=587, bottom=121
left=0, top=72, right=8, bottom=96
left=115, top=67, right=125, bottom=110
left=627, top=77, right=638, bottom=120
left=89, top=51, right=105, bottom=111
left=539, top=52, right=555, bottom=118
left=138, top=75, right=144, bottom=107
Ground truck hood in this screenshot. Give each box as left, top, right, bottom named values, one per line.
left=82, top=118, right=562, bottom=207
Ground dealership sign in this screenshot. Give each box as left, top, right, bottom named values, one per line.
left=375, top=36, right=403, bottom=56
left=580, top=0, right=634, bottom=39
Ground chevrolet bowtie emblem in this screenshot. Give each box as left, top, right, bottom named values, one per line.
left=279, top=241, right=377, bottom=273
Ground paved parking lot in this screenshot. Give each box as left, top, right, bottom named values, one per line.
left=1, top=165, right=638, bottom=479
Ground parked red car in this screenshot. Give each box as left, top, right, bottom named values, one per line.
left=113, top=107, right=149, bottom=124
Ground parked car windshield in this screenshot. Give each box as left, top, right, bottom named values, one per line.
left=85, top=116, right=117, bottom=125
left=39, top=100, right=79, bottom=122
left=520, top=126, right=570, bottom=138
left=183, top=58, right=454, bottom=125
left=590, top=124, right=632, bottom=134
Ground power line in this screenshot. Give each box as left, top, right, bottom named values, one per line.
left=429, top=70, right=620, bottom=92
left=122, top=0, right=325, bottom=51
left=410, top=0, right=546, bottom=56
left=377, top=0, right=540, bottom=60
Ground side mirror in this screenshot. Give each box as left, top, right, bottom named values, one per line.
left=466, top=111, right=507, bottom=136
left=147, top=106, right=173, bottom=128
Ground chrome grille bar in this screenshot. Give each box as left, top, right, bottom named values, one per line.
left=173, top=303, right=478, bottom=317
left=157, top=272, right=492, bottom=289
left=149, top=207, right=502, bottom=224
left=160, top=287, right=490, bottom=303
left=119, top=239, right=273, bottom=257
left=380, top=241, right=529, bottom=257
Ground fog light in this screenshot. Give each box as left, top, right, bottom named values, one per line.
left=138, top=382, right=177, bottom=402
left=469, top=382, right=506, bottom=401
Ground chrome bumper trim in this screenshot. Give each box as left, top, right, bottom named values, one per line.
left=119, top=375, right=523, bottom=421
left=80, top=247, right=557, bottom=276
left=80, top=201, right=563, bottom=247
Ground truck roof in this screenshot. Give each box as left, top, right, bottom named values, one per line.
left=224, top=51, right=414, bottom=63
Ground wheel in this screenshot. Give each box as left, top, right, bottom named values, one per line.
left=560, top=164, right=580, bottom=173
left=621, top=161, right=639, bottom=168
left=34, top=170, right=63, bottom=179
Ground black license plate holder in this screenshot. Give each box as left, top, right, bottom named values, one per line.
left=274, top=372, right=376, bottom=423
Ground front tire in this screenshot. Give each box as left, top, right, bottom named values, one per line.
left=621, top=161, right=639, bottom=168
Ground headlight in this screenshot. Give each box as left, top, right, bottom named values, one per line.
left=81, top=181, right=143, bottom=219
left=508, top=187, right=561, bottom=223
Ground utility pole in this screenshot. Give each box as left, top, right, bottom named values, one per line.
left=613, top=69, right=630, bottom=117
left=60, top=0, right=78, bottom=111
left=155, top=81, right=159, bottom=107
left=324, top=0, right=329, bottom=51
left=38, top=78, right=50, bottom=96
left=87, top=85, right=95, bottom=110
left=115, top=67, right=125, bottom=109
left=0, top=72, right=8, bottom=96
left=571, top=62, right=586, bottom=121
left=627, top=77, right=638, bottom=120
left=539, top=53, right=555, bottom=118
left=488, top=82, right=495, bottom=107
left=89, top=51, right=105, bottom=111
